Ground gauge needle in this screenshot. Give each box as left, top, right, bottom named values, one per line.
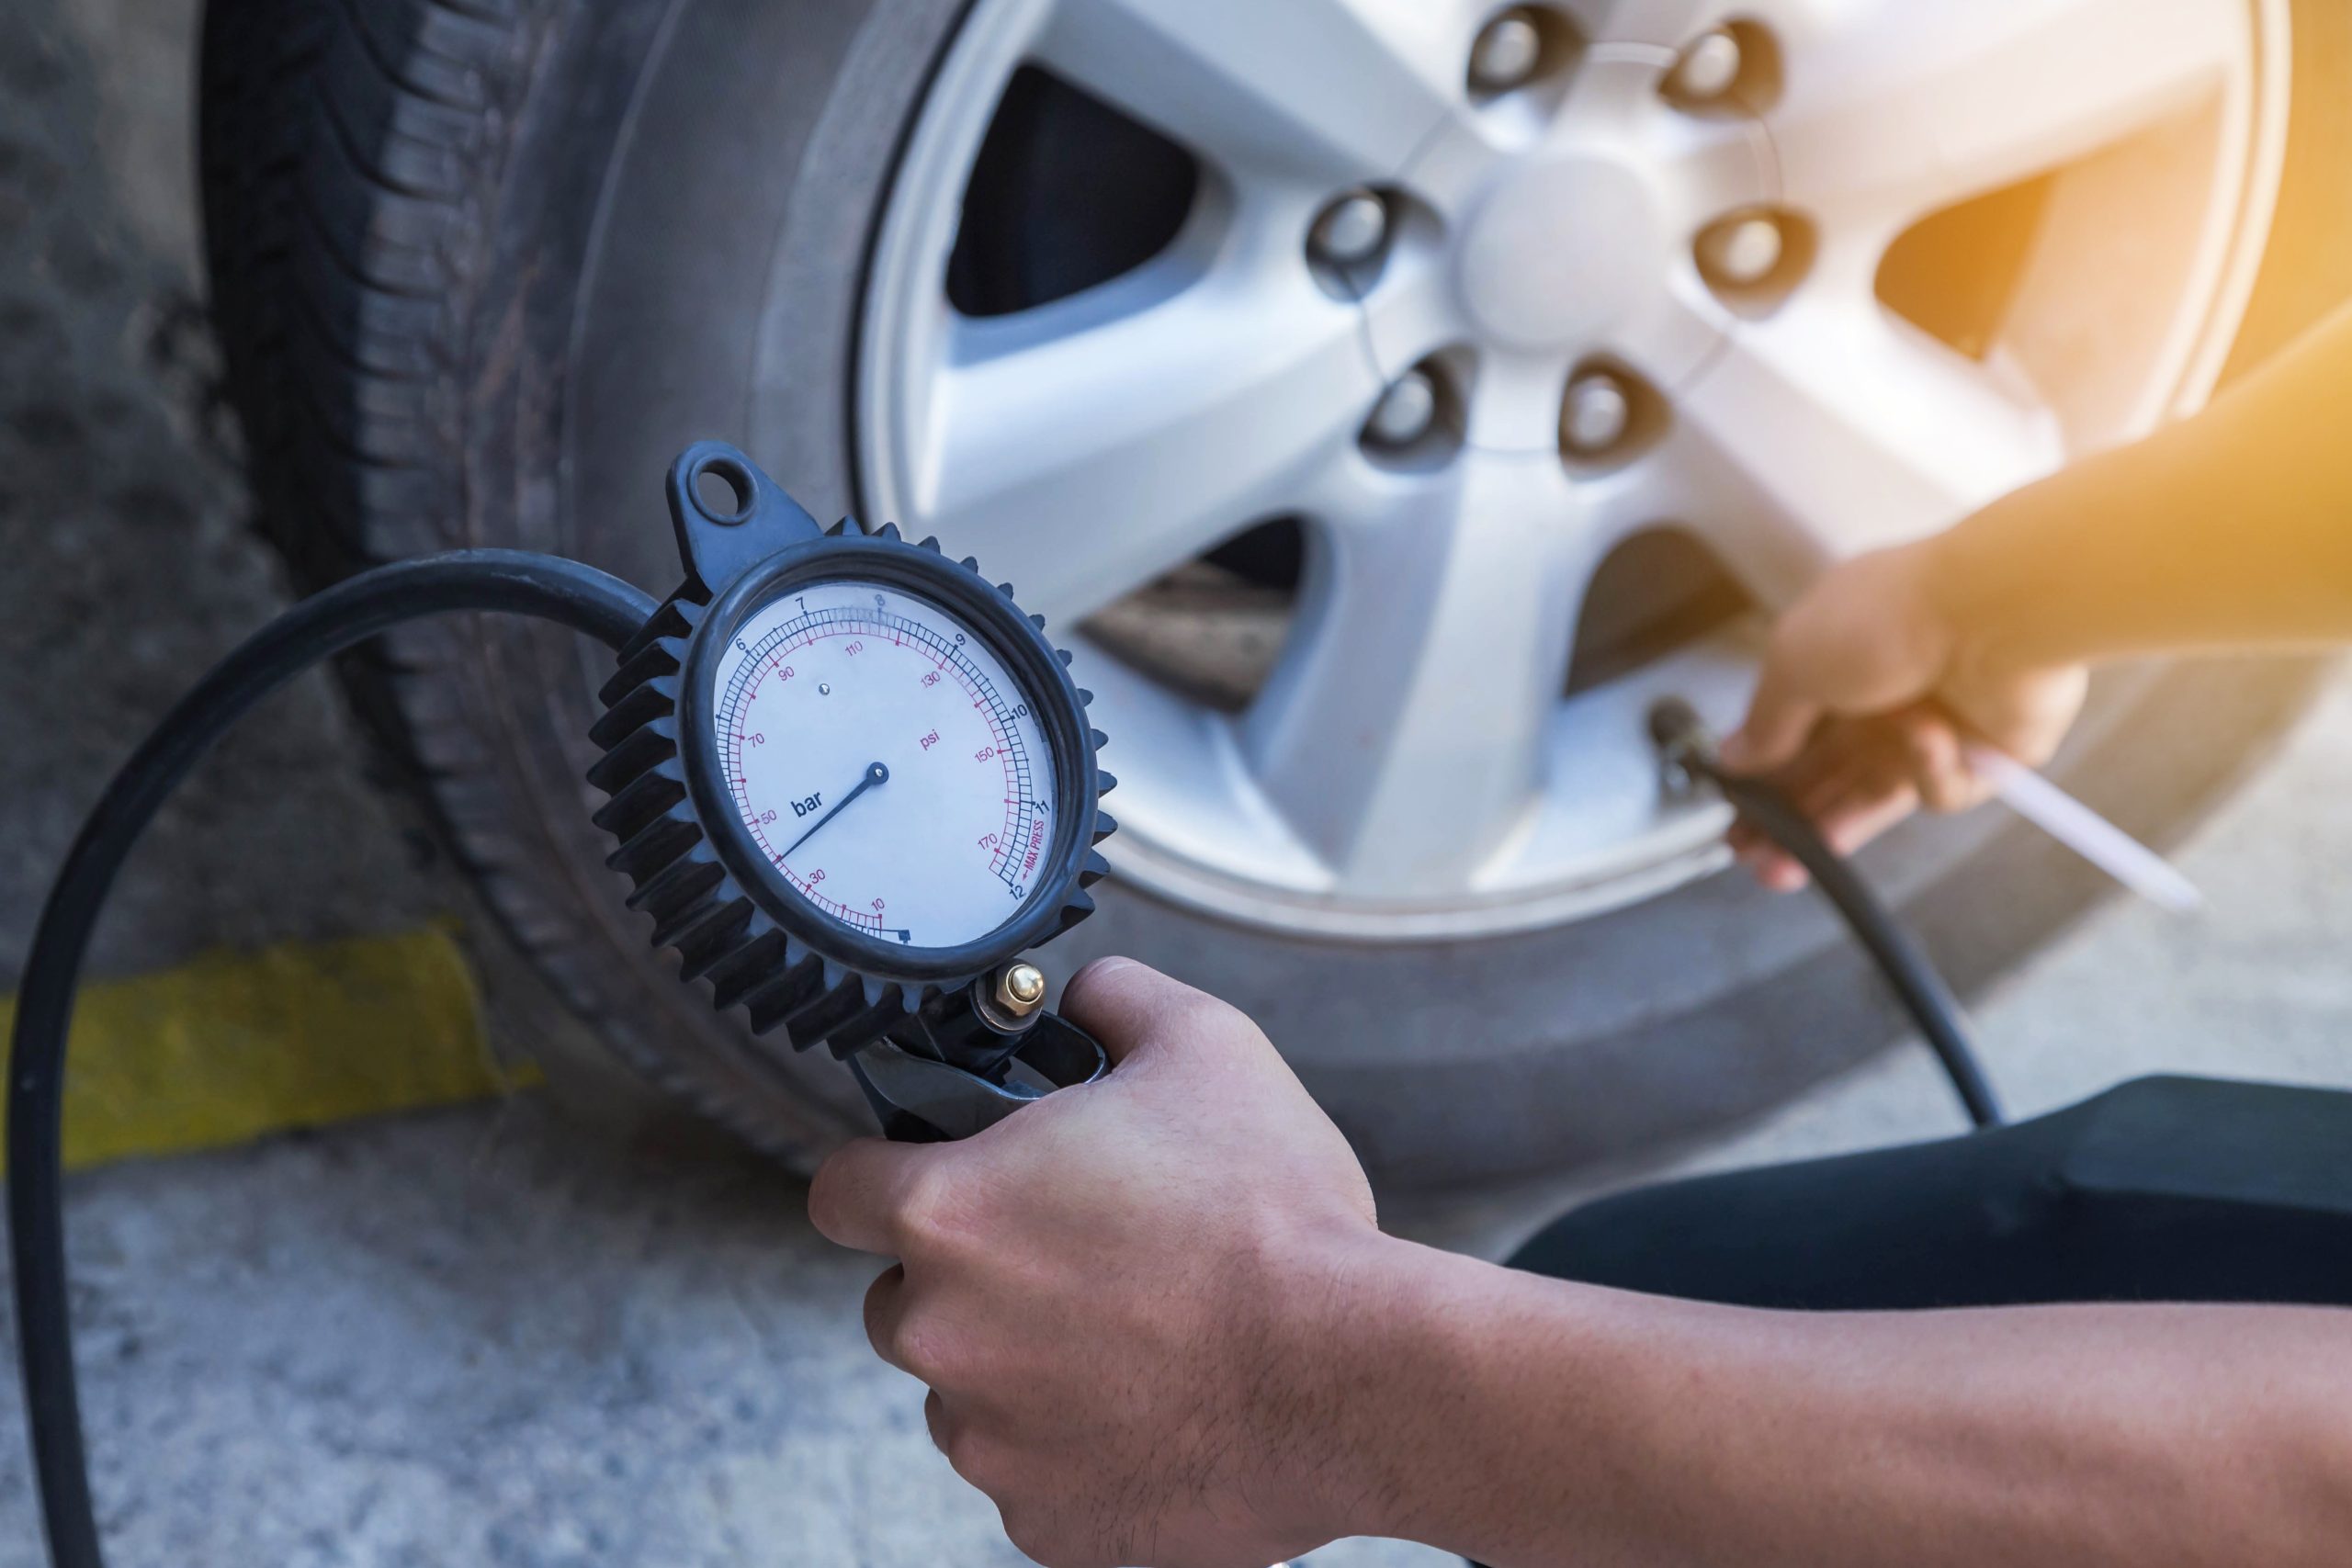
left=780, top=761, right=890, bottom=861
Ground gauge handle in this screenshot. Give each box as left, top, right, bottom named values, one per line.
left=849, top=1014, right=1110, bottom=1145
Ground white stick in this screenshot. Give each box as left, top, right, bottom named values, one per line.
left=1965, top=745, right=2205, bottom=916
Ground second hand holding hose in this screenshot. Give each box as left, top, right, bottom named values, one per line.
left=1649, top=699, right=2007, bottom=1131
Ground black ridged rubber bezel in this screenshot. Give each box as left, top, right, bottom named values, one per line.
left=585, top=447, right=1114, bottom=1060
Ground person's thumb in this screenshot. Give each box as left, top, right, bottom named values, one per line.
left=1057, top=957, right=1217, bottom=1067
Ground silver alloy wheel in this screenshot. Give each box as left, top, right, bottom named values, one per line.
left=856, top=0, right=2288, bottom=942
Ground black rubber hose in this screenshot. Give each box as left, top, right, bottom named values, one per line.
left=7, top=552, right=658, bottom=1568
left=1649, top=701, right=2007, bottom=1132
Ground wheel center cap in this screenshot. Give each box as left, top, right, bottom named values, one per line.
left=1455, top=155, right=1661, bottom=352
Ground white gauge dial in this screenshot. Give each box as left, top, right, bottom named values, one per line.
left=712, top=578, right=1059, bottom=952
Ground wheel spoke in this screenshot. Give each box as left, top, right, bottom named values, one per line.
left=1465, top=353, right=1572, bottom=454
left=909, top=263, right=1377, bottom=625
left=1768, top=0, right=2240, bottom=237
left=1665, top=299, right=2064, bottom=607
left=1033, top=0, right=1475, bottom=187
left=1241, top=453, right=1607, bottom=893
left=1582, top=2, right=1722, bottom=51
left=1653, top=115, right=1780, bottom=231
left=1611, top=274, right=1736, bottom=402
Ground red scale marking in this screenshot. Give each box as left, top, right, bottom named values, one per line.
left=729, top=615, right=1034, bottom=896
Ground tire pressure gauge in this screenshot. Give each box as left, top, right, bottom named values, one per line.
left=589, top=443, right=1117, bottom=1142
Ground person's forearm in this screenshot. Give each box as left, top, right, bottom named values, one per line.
left=1315, top=1237, right=2352, bottom=1568
left=1929, top=299, right=2352, bottom=674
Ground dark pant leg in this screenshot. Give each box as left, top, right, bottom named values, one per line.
left=1509, top=1077, right=2352, bottom=1310
left=1464, top=1079, right=2352, bottom=1567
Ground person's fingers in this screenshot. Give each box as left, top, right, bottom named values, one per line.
left=1746, top=846, right=1810, bottom=893
left=808, top=1137, right=943, bottom=1256
left=865, top=1264, right=912, bottom=1371
left=1820, top=777, right=1923, bottom=859
left=1058, top=957, right=1227, bottom=1067
left=1748, top=736, right=1921, bottom=873
left=1732, top=788, right=1821, bottom=891
left=1726, top=703, right=1946, bottom=890
left=1947, top=664, right=2090, bottom=772
left=1720, top=655, right=1824, bottom=775
left=1057, top=957, right=1157, bottom=1066
left=923, top=1390, right=952, bottom=1455
left=1727, top=742, right=1850, bottom=891
left=1894, top=708, right=1989, bottom=814
left=1793, top=751, right=1869, bottom=822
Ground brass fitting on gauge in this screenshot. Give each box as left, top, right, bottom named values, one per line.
left=975, top=961, right=1050, bottom=1033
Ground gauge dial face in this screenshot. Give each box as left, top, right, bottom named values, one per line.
left=712, top=578, right=1060, bottom=953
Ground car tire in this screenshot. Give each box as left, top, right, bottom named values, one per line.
left=201, top=0, right=2343, bottom=1190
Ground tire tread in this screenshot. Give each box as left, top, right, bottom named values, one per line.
left=201, top=0, right=839, bottom=1159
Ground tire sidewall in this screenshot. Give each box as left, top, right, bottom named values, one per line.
left=432, top=0, right=2340, bottom=1186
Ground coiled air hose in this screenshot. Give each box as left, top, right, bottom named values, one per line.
left=8, top=552, right=658, bottom=1568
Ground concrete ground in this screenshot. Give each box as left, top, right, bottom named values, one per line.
left=6, top=0, right=2351, bottom=1563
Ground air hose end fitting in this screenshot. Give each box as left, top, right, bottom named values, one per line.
left=1646, top=696, right=1717, bottom=796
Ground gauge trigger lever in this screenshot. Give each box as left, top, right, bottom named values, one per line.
left=849, top=1013, right=1110, bottom=1145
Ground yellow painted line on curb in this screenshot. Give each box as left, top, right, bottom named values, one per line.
left=2, top=924, right=537, bottom=1171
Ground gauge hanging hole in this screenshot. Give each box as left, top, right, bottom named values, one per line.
left=692, top=457, right=756, bottom=525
